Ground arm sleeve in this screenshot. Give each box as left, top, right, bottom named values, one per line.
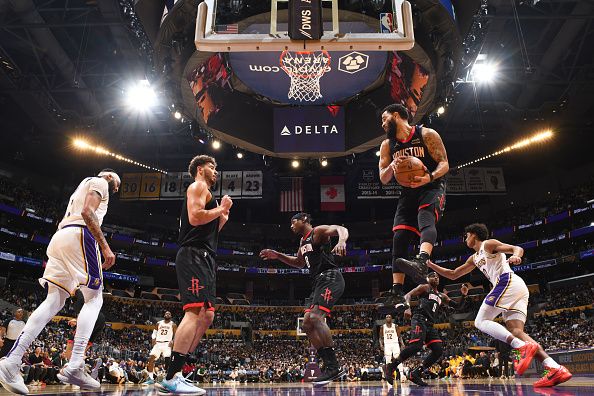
left=152, top=330, right=157, bottom=339
left=89, top=177, right=109, bottom=199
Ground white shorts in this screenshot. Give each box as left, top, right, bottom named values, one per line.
left=150, top=342, right=172, bottom=358
left=384, top=343, right=401, bottom=363
left=483, top=272, right=529, bottom=320
left=40, top=226, right=103, bottom=296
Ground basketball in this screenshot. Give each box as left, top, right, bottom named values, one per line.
left=395, top=157, right=427, bottom=187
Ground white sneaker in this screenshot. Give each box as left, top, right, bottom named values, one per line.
left=57, top=365, right=101, bottom=390
left=158, top=373, right=205, bottom=395
left=0, top=358, right=28, bottom=395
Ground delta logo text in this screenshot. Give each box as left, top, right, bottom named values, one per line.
left=280, top=124, right=340, bottom=136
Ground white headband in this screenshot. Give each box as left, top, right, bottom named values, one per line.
left=98, top=171, right=121, bottom=186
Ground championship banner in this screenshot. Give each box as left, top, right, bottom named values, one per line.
left=356, top=169, right=401, bottom=199
left=445, top=167, right=506, bottom=195
left=320, top=176, right=345, bottom=211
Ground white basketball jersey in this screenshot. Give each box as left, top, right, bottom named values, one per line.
left=59, top=177, right=109, bottom=229
left=155, top=320, right=174, bottom=342
left=383, top=323, right=399, bottom=346
left=473, top=241, right=511, bottom=286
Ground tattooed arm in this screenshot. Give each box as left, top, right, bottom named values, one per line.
left=379, top=139, right=397, bottom=185
left=409, top=128, right=450, bottom=188
left=81, top=191, right=115, bottom=269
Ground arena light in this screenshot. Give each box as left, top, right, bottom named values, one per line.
left=212, top=140, right=221, bottom=150
left=470, top=62, right=498, bottom=83
left=71, top=137, right=167, bottom=174
left=173, top=111, right=182, bottom=120
left=456, top=130, right=554, bottom=169
left=236, top=152, right=244, bottom=159
left=126, top=79, right=157, bottom=111
left=320, top=159, right=328, bottom=167
left=375, top=150, right=381, bottom=157
left=437, top=106, right=446, bottom=115
left=291, top=160, right=300, bottom=169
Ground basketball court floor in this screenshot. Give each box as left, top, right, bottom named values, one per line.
left=2, top=378, right=593, bottom=396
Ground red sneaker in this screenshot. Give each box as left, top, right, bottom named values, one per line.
left=513, top=341, right=539, bottom=375
left=533, top=365, right=573, bottom=388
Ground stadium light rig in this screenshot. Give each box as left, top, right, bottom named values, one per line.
left=72, top=138, right=167, bottom=174
left=456, top=130, right=554, bottom=170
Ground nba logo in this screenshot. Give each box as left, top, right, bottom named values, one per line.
left=380, top=13, right=393, bottom=33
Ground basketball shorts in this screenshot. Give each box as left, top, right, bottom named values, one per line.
left=409, top=316, right=442, bottom=346
left=305, top=269, right=345, bottom=314
left=176, top=246, right=216, bottom=312
left=384, top=343, right=401, bottom=362
left=392, top=179, right=446, bottom=234
left=150, top=342, right=172, bottom=358
left=41, top=225, right=103, bottom=296
left=483, top=272, right=529, bottom=320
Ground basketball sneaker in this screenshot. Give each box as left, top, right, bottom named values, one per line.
left=533, top=365, right=572, bottom=388
left=378, top=292, right=407, bottom=315
left=90, top=358, right=102, bottom=381
left=0, top=358, right=28, bottom=395
left=158, top=373, right=206, bottom=395
left=408, top=367, right=428, bottom=387
left=513, top=341, right=539, bottom=375
left=57, top=365, right=100, bottom=390
left=312, top=366, right=345, bottom=387
left=395, top=256, right=428, bottom=284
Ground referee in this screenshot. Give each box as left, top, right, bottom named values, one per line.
left=0, top=308, right=26, bottom=358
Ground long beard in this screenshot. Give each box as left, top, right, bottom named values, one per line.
left=108, top=179, right=117, bottom=194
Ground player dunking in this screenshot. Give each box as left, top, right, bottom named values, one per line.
left=260, top=213, right=348, bottom=386
left=144, top=311, right=177, bottom=385
left=427, top=223, right=572, bottom=387
left=379, top=314, right=404, bottom=386
left=158, top=155, right=231, bottom=395
left=0, top=170, right=120, bottom=394
left=378, top=104, right=449, bottom=312
left=387, top=272, right=468, bottom=387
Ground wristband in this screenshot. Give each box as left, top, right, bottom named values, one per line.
left=429, top=172, right=434, bottom=182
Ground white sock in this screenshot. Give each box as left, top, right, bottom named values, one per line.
left=69, top=288, right=103, bottom=369
left=510, top=338, right=526, bottom=349
left=6, top=287, right=67, bottom=365
left=542, top=357, right=560, bottom=369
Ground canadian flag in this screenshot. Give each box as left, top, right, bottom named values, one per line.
left=320, top=176, right=345, bottom=211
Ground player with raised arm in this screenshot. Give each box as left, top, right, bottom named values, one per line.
left=387, top=272, right=467, bottom=387
left=0, top=170, right=120, bottom=394
left=378, top=104, right=449, bottom=313
left=427, top=223, right=572, bottom=387
left=158, top=155, right=232, bottom=395
left=260, top=213, right=348, bottom=386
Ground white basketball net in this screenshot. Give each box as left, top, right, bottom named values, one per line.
left=280, top=51, right=331, bottom=102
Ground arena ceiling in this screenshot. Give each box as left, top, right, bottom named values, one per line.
left=0, top=0, right=592, bottom=176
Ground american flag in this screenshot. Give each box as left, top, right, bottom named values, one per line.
left=215, top=24, right=239, bottom=34
left=280, top=177, right=303, bottom=212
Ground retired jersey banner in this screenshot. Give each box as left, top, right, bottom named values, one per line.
left=320, top=176, right=345, bottom=211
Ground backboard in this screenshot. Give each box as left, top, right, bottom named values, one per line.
left=195, top=0, right=414, bottom=52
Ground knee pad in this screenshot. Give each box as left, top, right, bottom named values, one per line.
left=418, top=209, right=437, bottom=245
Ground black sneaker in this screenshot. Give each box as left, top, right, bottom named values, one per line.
left=395, top=256, right=428, bottom=284
left=408, top=367, right=428, bottom=387
left=378, top=292, right=407, bottom=315
left=312, top=367, right=345, bottom=387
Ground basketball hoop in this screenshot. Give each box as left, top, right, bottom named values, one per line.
left=280, top=50, right=331, bottom=102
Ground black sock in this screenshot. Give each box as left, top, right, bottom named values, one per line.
left=166, top=352, right=187, bottom=380
left=419, top=251, right=430, bottom=261
left=391, top=283, right=403, bottom=296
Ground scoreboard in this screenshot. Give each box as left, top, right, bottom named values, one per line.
left=120, top=171, right=262, bottom=200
